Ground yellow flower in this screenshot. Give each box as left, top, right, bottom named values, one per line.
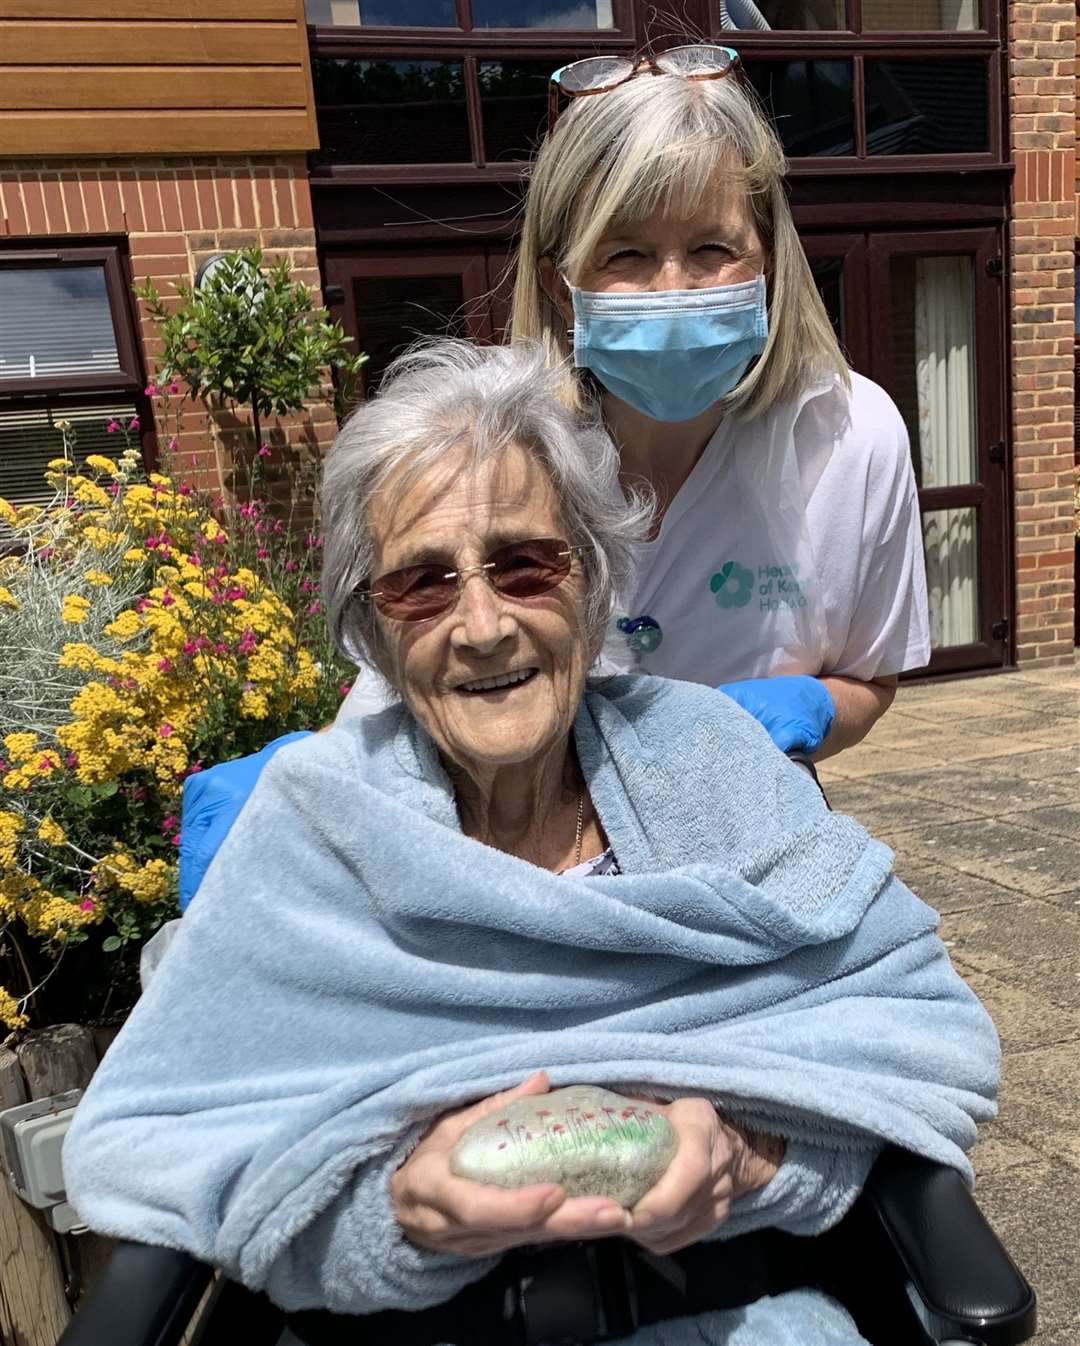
left=3, top=734, right=37, bottom=764
left=47, top=457, right=71, bottom=471
left=239, top=689, right=270, bottom=720
left=36, top=817, right=67, bottom=848
left=84, top=570, right=113, bottom=588
left=104, top=610, right=142, bottom=641
left=0, top=986, right=27, bottom=1031
left=61, top=594, right=92, bottom=624
left=0, top=586, right=18, bottom=611
left=0, top=810, right=23, bottom=867
left=123, top=548, right=145, bottom=565
left=72, top=478, right=112, bottom=509
left=201, top=519, right=224, bottom=542
left=85, top=454, right=118, bottom=475
left=0, top=498, right=17, bottom=527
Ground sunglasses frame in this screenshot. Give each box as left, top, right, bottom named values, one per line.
left=547, top=44, right=742, bottom=132
left=359, top=538, right=591, bottom=624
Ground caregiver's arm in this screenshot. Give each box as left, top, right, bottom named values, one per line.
left=814, top=673, right=896, bottom=761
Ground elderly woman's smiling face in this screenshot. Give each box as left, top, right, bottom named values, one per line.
left=368, top=442, right=591, bottom=777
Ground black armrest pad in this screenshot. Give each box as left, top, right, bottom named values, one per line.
left=57, top=1241, right=214, bottom=1346
left=865, top=1149, right=1036, bottom=1346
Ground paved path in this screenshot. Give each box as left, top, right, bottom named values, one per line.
left=818, top=659, right=1080, bottom=1344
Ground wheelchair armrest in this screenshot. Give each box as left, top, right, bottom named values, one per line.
left=864, top=1148, right=1036, bottom=1346
left=56, top=1241, right=214, bottom=1346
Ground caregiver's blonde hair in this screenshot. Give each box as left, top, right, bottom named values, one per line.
left=511, top=68, right=850, bottom=420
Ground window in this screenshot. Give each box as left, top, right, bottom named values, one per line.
left=716, top=0, right=983, bottom=30
left=306, top=0, right=622, bottom=28
left=0, top=246, right=147, bottom=515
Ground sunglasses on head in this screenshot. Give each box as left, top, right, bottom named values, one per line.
left=548, top=44, right=741, bottom=130
left=359, top=537, right=589, bottom=623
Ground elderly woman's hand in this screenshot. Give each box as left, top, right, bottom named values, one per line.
left=391, top=1071, right=631, bottom=1257
left=626, top=1097, right=786, bottom=1256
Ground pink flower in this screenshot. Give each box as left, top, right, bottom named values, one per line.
left=257, top=547, right=269, bottom=559
left=160, top=589, right=175, bottom=607
left=145, top=535, right=159, bottom=550
left=307, top=600, right=321, bottom=616
left=168, top=380, right=180, bottom=395
left=236, top=628, right=257, bottom=656
left=171, top=833, right=182, bottom=847
left=66, top=752, right=79, bottom=768
left=108, top=482, right=120, bottom=496
left=135, top=598, right=151, bottom=613
left=159, top=722, right=173, bottom=738
left=0, top=759, right=6, bottom=774
left=168, top=437, right=179, bottom=452
left=224, top=585, right=247, bottom=602
left=161, top=814, right=178, bottom=835
left=177, top=483, right=191, bottom=497
left=284, top=559, right=297, bottom=572
left=157, top=657, right=172, bottom=672
left=185, top=761, right=203, bottom=776
left=182, top=640, right=197, bottom=655
left=145, top=383, right=159, bottom=397
left=38, top=755, right=55, bottom=771
left=214, top=641, right=229, bottom=655
left=129, top=784, right=148, bottom=802
left=79, top=899, right=96, bottom=913
left=129, top=416, right=140, bottom=432
left=339, top=681, right=353, bottom=698
left=106, top=419, right=120, bottom=434
left=258, top=443, right=271, bottom=458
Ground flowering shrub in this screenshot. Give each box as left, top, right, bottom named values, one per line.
left=0, top=427, right=352, bottom=1033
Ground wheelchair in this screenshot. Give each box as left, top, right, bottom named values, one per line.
left=57, top=1146, right=1034, bottom=1346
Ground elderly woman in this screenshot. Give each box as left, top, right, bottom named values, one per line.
left=64, top=342, right=996, bottom=1346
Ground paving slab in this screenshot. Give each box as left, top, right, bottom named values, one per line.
left=890, top=856, right=1022, bottom=915
left=939, top=899, right=1080, bottom=974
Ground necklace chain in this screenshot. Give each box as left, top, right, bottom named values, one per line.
left=574, top=790, right=584, bottom=868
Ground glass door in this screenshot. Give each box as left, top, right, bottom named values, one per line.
left=321, top=249, right=499, bottom=399
left=802, top=226, right=1009, bottom=675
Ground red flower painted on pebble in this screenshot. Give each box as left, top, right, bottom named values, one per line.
left=583, top=1113, right=595, bottom=1120
left=552, top=1125, right=565, bottom=1134
left=621, top=1108, right=635, bottom=1119
left=497, top=1142, right=507, bottom=1150
left=537, top=1110, right=551, bottom=1118
left=497, top=1119, right=509, bottom=1128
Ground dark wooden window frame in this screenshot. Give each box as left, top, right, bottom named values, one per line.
left=0, top=238, right=155, bottom=468
left=307, top=0, right=1003, bottom=183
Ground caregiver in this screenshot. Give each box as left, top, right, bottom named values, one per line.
left=176, top=42, right=929, bottom=909
left=66, top=341, right=994, bottom=1346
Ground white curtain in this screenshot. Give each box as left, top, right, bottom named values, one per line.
left=914, top=256, right=979, bottom=648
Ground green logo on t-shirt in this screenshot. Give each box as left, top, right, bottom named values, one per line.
left=710, top=560, right=754, bottom=609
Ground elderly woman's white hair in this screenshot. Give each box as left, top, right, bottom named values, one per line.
left=511, top=68, right=850, bottom=419
left=321, top=338, right=653, bottom=677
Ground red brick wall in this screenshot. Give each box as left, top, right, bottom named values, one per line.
left=1009, top=2, right=1077, bottom=665
left=0, top=155, right=336, bottom=499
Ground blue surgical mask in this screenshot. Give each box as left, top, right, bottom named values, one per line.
left=569, top=274, right=768, bottom=423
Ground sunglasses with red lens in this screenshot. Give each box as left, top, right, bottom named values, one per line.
left=361, top=538, right=589, bottom=623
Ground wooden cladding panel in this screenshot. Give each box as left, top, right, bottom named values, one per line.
left=3, top=110, right=315, bottom=154
left=0, top=69, right=308, bottom=109
left=0, top=2, right=317, bottom=156
left=0, top=1, right=300, bottom=16
left=0, top=22, right=301, bottom=65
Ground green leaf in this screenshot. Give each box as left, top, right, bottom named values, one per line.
left=102, top=935, right=123, bottom=953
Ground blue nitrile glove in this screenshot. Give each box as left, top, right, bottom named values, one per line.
left=178, top=731, right=314, bottom=912
left=717, top=675, right=836, bottom=756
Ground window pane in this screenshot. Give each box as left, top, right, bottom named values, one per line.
left=304, top=0, right=457, bottom=24
left=353, top=273, right=467, bottom=394
left=809, top=256, right=845, bottom=347
left=312, top=59, right=471, bottom=165
left=922, top=507, right=979, bottom=648
left=865, top=60, right=988, bottom=155
left=891, top=254, right=978, bottom=488
left=479, top=60, right=551, bottom=162
left=862, top=0, right=979, bottom=31
left=715, top=0, right=845, bottom=29
left=0, top=403, right=138, bottom=515
left=0, top=267, right=120, bottom=383
left=472, top=0, right=614, bottom=26
left=742, top=60, right=854, bottom=156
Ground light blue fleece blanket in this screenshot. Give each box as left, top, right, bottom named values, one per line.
left=64, top=675, right=998, bottom=1344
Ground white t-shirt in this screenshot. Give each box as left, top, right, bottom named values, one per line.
left=338, top=371, right=929, bottom=721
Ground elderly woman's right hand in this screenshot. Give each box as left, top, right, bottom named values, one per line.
left=391, top=1071, right=631, bottom=1256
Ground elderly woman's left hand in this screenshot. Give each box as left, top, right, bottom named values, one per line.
left=625, top=1097, right=786, bottom=1255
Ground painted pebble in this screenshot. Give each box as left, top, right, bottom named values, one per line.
left=449, top=1085, right=678, bottom=1209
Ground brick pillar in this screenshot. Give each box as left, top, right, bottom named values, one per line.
left=1008, top=2, right=1077, bottom=665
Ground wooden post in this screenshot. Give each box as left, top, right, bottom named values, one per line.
left=0, top=1048, right=72, bottom=1346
